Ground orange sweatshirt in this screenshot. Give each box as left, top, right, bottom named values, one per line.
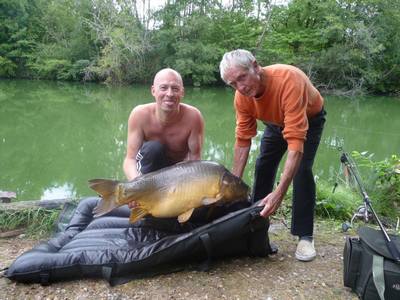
left=234, top=64, right=324, bottom=153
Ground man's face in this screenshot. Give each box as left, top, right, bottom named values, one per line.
left=224, top=64, right=264, bottom=98
left=151, top=72, right=184, bottom=112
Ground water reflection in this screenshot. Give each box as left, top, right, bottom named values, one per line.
left=41, top=182, right=77, bottom=200
left=0, top=80, right=399, bottom=201
left=324, top=135, right=345, bottom=150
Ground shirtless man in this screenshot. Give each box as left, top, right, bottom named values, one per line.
left=123, top=68, right=204, bottom=181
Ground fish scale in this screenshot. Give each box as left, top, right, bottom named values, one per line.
left=88, top=160, right=250, bottom=223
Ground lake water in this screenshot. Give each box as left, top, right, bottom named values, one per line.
left=1, top=80, right=399, bottom=201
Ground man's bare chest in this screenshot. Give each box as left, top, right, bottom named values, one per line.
left=144, top=125, right=190, bottom=145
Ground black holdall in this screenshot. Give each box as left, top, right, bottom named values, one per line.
left=339, top=150, right=400, bottom=299
left=343, top=226, right=400, bottom=299
left=4, top=197, right=274, bottom=286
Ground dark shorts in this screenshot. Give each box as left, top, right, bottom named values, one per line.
left=136, top=141, right=174, bottom=175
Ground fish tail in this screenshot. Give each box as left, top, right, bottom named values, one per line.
left=88, top=179, right=120, bottom=217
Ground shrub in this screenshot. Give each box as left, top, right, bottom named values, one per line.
left=0, top=56, right=17, bottom=77
left=315, top=179, right=360, bottom=221
left=351, top=151, right=400, bottom=219
left=28, top=59, right=72, bottom=80
left=276, top=178, right=360, bottom=221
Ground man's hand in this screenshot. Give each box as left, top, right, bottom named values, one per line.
left=258, top=190, right=284, bottom=218
left=258, top=150, right=303, bottom=218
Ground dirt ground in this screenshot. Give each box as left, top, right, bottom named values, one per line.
left=0, top=220, right=358, bottom=300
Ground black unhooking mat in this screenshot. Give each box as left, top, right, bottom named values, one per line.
left=4, top=197, right=273, bottom=286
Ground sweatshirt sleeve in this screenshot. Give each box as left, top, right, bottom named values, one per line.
left=234, top=94, right=257, bottom=147
left=281, top=72, right=309, bottom=153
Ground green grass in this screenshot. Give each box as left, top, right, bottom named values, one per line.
left=315, top=180, right=361, bottom=221
left=0, top=208, right=61, bottom=238
left=275, top=179, right=362, bottom=222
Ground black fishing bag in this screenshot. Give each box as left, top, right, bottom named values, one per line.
left=343, top=226, right=400, bottom=299
left=5, top=197, right=274, bottom=286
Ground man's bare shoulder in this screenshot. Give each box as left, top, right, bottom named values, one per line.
left=180, top=103, right=203, bottom=118
left=129, top=103, right=155, bottom=118
left=127, top=103, right=156, bottom=129
left=131, top=103, right=155, bottom=113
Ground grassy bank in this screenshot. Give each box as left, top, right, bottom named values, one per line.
left=0, top=207, right=61, bottom=238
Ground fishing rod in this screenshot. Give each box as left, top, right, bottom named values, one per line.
left=340, top=150, right=400, bottom=262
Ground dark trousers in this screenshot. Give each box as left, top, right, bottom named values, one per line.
left=136, top=141, right=173, bottom=175
left=251, top=109, right=326, bottom=237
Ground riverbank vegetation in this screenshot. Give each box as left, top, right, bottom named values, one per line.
left=1, top=0, right=399, bottom=94
left=0, top=207, right=60, bottom=237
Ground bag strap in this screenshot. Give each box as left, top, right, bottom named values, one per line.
left=0, top=267, right=8, bottom=278
left=372, top=254, right=385, bottom=300
left=198, top=233, right=213, bottom=271
left=102, top=266, right=113, bottom=282
left=39, top=271, right=50, bottom=286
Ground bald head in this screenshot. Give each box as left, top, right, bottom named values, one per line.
left=153, top=68, right=183, bottom=86
left=151, top=68, right=184, bottom=112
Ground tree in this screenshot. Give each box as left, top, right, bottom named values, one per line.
left=0, top=0, right=39, bottom=77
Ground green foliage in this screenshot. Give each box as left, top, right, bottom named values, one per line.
left=0, top=208, right=60, bottom=237
left=28, top=58, right=72, bottom=80
left=67, top=60, right=91, bottom=81
left=275, top=178, right=360, bottom=221
left=0, top=55, right=17, bottom=76
left=172, top=41, right=220, bottom=86
left=351, top=151, right=400, bottom=218
left=83, top=0, right=153, bottom=84
left=1, top=0, right=399, bottom=93
left=259, top=0, right=399, bottom=94
left=0, top=0, right=38, bottom=77
left=315, top=180, right=360, bottom=220
left=156, top=10, right=223, bottom=86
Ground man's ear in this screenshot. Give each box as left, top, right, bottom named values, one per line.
left=151, top=85, right=155, bottom=97
left=252, top=60, right=262, bottom=73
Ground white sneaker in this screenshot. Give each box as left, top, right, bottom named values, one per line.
left=295, top=239, right=316, bottom=261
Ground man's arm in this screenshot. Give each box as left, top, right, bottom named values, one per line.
left=258, top=70, right=308, bottom=217
left=123, top=108, right=145, bottom=181
left=259, top=149, right=303, bottom=217
left=186, top=109, right=204, bottom=160
left=232, top=93, right=256, bottom=178
left=232, top=144, right=250, bottom=178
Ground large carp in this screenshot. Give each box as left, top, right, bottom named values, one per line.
left=88, top=160, right=249, bottom=223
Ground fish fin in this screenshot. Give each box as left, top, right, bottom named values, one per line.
left=129, top=208, right=148, bottom=223
left=201, top=194, right=222, bottom=205
left=178, top=208, right=195, bottom=223
left=88, top=179, right=120, bottom=217
left=222, top=178, right=230, bottom=185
